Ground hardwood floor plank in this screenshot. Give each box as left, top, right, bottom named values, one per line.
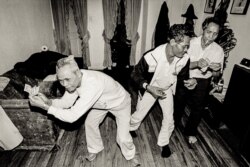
left=136, top=123, right=158, bottom=167
left=145, top=115, right=167, bottom=167
left=198, top=121, right=243, bottom=167
left=171, top=126, right=193, bottom=151
left=0, top=151, right=15, bottom=167
left=18, top=151, right=36, bottom=167
left=70, top=125, right=87, bottom=167
left=106, top=116, right=119, bottom=167
left=100, top=116, right=123, bottom=167
left=8, top=151, right=28, bottom=167
left=62, top=130, right=83, bottom=167
left=35, top=151, right=52, bottom=167
left=45, top=151, right=60, bottom=167
left=169, top=152, right=184, bottom=167
left=46, top=130, right=70, bottom=167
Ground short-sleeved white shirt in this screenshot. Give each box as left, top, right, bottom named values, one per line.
left=188, top=36, right=224, bottom=79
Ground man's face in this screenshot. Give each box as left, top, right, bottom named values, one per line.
left=202, top=22, right=219, bottom=47
left=57, top=65, right=81, bottom=93
left=173, top=35, right=191, bottom=58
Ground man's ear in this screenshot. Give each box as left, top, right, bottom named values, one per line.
left=169, top=39, right=176, bottom=46
left=76, top=69, right=81, bottom=77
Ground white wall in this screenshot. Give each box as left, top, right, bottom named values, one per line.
left=221, top=0, right=250, bottom=86
left=0, top=0, right=55, bottom=74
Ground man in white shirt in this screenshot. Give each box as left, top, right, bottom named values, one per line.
left=174, top=17, right=224, bottom=144
left=29, top=56, right=140, bottom=166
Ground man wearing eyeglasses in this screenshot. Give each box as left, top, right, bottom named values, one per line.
left=129, top=24, right=195, bottom=158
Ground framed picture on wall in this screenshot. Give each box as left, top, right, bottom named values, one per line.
left=204, top=0, right=217, bottom=13
left=230, top=0, right=250, bottom=15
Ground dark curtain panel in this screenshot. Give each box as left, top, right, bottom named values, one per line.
left=153, top=1, right=170, bottom=48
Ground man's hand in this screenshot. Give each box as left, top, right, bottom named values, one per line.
left=198, top=58, right=209, bottom=69
left=29, top=94, right=50, bottom=111
left=184, top=78, right=197, bottom=90
left=209, top=62, right=221, bottom=72
left=37, top=93, right=52, bottom=105
left=146, top=85, right=167, bottom=99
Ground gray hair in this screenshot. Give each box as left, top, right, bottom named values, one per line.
left=56, top=55, right=79, bottom=72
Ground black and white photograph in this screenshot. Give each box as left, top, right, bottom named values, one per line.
left=204, top=0, right=217, bottom=13
left=230, top=0, right=250, bottom=14
left=0, top=0, right=249, bottom=167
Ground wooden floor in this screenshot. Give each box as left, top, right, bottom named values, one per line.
left=0, top=105, right=249, bottom=167
left=0, top=68, right=249, bottom=167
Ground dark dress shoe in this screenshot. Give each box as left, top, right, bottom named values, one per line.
left=161, top=145, right=171, bottom=158
left=130, top=131, right=138, bottom=138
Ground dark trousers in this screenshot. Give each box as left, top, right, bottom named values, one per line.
left=174, top=78, right=211, bottom=136
left=184, top=78, right=211, bottom=136
left=174, top=83, right=188, bottom=126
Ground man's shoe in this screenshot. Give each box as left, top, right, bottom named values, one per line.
left=130, top=131, right=138, bottom=138
left=161, top=145, right=171, bottom=158
left=130, top=154, right=141, bottom=167
left=86, top=153, right=97, bottom=161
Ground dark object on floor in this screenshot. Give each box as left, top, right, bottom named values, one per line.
left=161, top=144, right=171, bottom=158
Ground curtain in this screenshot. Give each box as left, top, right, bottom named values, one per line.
left=71, top=0, right=91, bottom=66
left=125, top=0, right=142, bottom=66
left=51, top=0, right=71, bottom=55
left=102, top=0, right=119, bottom=67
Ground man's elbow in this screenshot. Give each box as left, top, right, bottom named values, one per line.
left=62, top=115, right=80, bottom=123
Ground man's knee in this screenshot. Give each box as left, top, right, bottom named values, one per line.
left=85, top=118, right=97, bottom=129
